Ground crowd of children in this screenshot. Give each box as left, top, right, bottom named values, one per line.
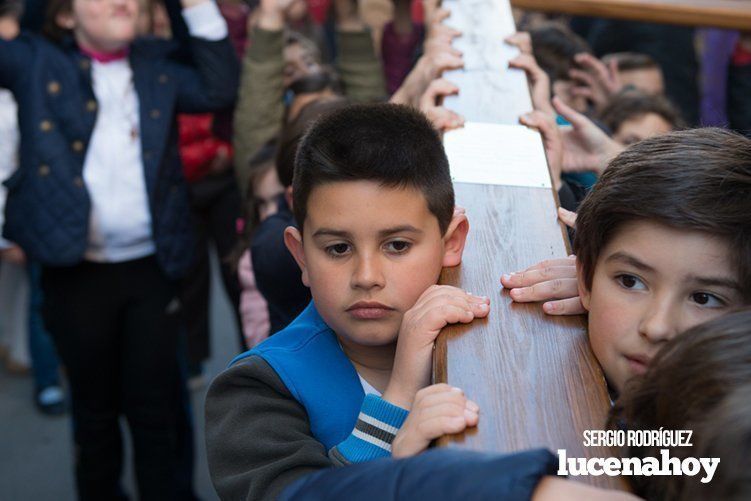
left=0, top=0, right=750, bottom=499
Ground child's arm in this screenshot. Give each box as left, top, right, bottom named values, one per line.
left=334, top=0, right=387, bottom=102
left=232, top=0, right=288, bottom=194
left=167, top=0, right=239, bottom=113
left=0, top=37, right=33, bottom=91
left=205, top=356, right=334, bottom=500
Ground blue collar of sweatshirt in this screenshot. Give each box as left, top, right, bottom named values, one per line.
left=230, top=302, right=365, bottom=450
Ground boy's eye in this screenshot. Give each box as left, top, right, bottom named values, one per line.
left=384, top=240, right=411, bottom=254
left=326, top=243, right=351, bottom=257
left=691, top=292, right=725, bottom=308
left=616, top=274, right=646, bottom=290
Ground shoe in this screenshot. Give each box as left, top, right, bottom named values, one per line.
left=35, top=386, right=67, bottom=416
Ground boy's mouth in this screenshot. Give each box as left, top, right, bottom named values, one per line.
left=346, top=301, right=395, bottom=320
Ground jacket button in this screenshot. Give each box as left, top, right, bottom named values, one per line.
left=73, top=176, right=84, bottom=188
left=158, top=74, right=168, bottom=84
left=38, top=165, right=50, bottom=176
left=86, top=100, right=97, bottom=112
left=39, top=120, right=53, bottom=132
left=47, top=81, right=61, bottom=94
left=71, top=140, right=84, bottom=152
left=150, top=109, right=161, bottom=119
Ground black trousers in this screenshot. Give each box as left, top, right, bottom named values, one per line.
left=182, top=169, right=244, bottom=365
left=41, top=256, right=192, bottom=501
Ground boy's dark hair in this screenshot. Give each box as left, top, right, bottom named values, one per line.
left=608, top=308, right=751, bottom=500
left=43, top=0, right=72, bottom=42
left=602, top=52, right=659, bottom=72
left=598, top=89, right=684, bottom=133
left=530, top=22, right=591, bottom=83
left=277, top=97, right=350, bottom=188
left=293, top=103, right=454, bottom=234
left=0, top=0, right=23, bottom=18
left=574, top=128, right=751, bottom=301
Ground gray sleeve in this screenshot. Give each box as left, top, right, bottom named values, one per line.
left=205, top=356, right=335, bottom=501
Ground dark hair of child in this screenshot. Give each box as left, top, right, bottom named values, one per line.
left=608, top=308, right=751, bottom=500
left=42, top=0, right=72, bottom=41
left=598, top=89, right=685, bottom=133
left=292, top=103, right=455, bottom=234
left=276, top=96, right=350, bottom=188
left=573, top=128, right=751, bottom=301
left=601, top=52, right=659, bottom=72
left=529, top=22, right=591, bottom=83
left=0, top=0, right=23, bottom=18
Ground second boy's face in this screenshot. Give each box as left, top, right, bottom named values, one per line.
left=580, top=220, right=743, bottom=392
left=285, top=181, right=467, bottom=349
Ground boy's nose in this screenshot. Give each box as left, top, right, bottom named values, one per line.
left=350, top=254, right=385, bottom=290
left=638, top=296, right=679, bottom=344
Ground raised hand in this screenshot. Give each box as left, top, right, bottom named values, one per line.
left=569, top=52, right=622, bottom=111
left=553, top=96, right=623, bottom=174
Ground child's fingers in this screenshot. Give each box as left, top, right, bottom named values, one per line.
left=522, top=255, right=576, bottom=273
left=552, top=96, right=587, bottom=129
left=568, top=68, right=596, bottom=89
left=542, top=297, right=586, bottom=316
left=575, top=52, right=611, bottom=84
left=570, top=86, right=594, bottom=100
left=508, top=278, right=579, bottom=303
left=504, top=32, right=532, bottom=54
left=558, top=207, right=577, bottom=228
left=501, top=265, right=577, bottom=289
left=417, top=414, right=469, bottom=438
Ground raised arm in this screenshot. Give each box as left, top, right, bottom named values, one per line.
left=232, top=0, right=289, bottom=194
left=167, top=0, right=239, bottom=113
left=334, top=0, right=386, bottom=102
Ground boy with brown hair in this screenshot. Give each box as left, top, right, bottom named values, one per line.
left=206, top=103, right=489, bottom=500
left=505, top=127, right=751, bottom=393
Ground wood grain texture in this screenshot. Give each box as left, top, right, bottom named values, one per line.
left=435, top=183, right=625, bottom=489
left=511, top=0, right=751, bottom=30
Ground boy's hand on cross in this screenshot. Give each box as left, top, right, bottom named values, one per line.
left=419, top=78, right=465, bottom=132
left=391, top=384, right=479, bottom=458
left=519, top=110, right=562, bottom=190
left=504, top=31, right=532, bottom=55
left=501, top=206, right=581, bottom=314
left=509, top=54, right=554, bottom=115
left=383, top=285, right=489, bottom=410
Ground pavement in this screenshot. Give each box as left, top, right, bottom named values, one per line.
left=0, top=253, right=239, bottom=500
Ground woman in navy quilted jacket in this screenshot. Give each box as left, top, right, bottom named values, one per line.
left=0, top=0, right=237, bottom=498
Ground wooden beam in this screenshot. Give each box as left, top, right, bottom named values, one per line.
left=435, top=183, right=625, bottom=490
left=435, top=0, right=625, bottom=489
left=511, top=0, right=751, bottom=30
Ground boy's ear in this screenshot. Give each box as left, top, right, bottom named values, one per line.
left=576, top=259, right=591, bottom=312
left=283, top=226, right=310, bottom=287
left=441, top=213, right=469, bottom=267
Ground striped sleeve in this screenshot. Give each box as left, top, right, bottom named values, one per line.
left=329, top=394, right=409, bottom=465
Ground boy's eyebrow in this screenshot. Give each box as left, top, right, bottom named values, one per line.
left=378, top=225, right=423, bottom=237
left=687, top=275, right=742, bottom=291
left=312, top=228, right=352, bottom=239
left=605, top=251, right=656, bottom=273
left=311, top=226, right=424, bottom=239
